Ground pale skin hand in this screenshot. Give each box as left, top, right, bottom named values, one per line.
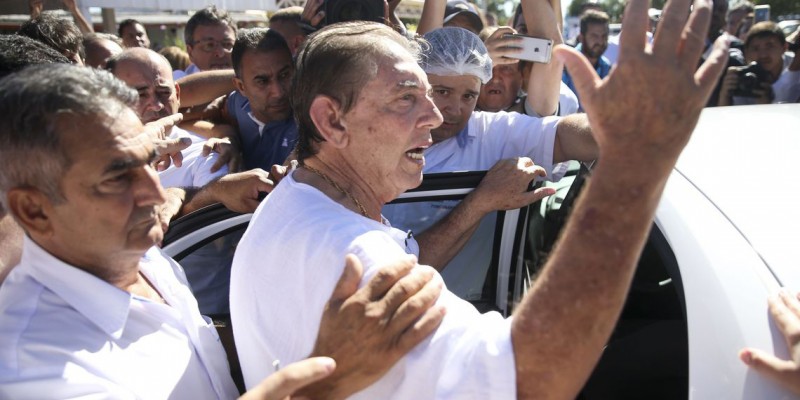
left=739, top=290, right=800, bottom=394
left=484, top=27, right=523, bottom=66
left=296, top=254, right=446, bottom=399
left=509, top=0, right=730, bottom=397
left=301, top=0, right=326, bottom=28
left=201, top=136, right=242, bottom=173
left=416, top=157, right=555, bottom=271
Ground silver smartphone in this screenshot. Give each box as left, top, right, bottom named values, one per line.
left=754, top=5, right=770, bottom=23
left=505, top=34, right=553, bottom=64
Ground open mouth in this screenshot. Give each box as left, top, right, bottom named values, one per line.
left=488, top=89, right=503, bottom=95
left=405, top=146, right=428, bottom=163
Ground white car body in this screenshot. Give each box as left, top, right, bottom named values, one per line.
left=659, top=104, right=799, bottom=398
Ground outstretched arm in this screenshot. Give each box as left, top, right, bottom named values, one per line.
left=521, top=0, right=564, bottom=116
left=417, top=0, right=445, bottom=35
left=416, top=158, right=554, bottom=270
left=62, top=0, right=93, bottom=34
left=509, top=0, right=730, bottom=397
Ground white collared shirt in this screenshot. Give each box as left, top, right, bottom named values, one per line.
left=0, top=237, right=239, bottom=399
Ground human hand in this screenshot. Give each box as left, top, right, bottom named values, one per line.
left=240, top=357, right=336, bottom=400
left=485, top=27, right=523, bottom=66
left=752, top=81, right=775, bottom=104
left=470, top=158, right=556, bottom=214
left=718, top=67, right=739, bottom=106
left=301, top=0, right=325, bottom=29
left=556, top=0, right=729, bottom=170
left=210, top=169, right=273, bottom=213
left=144, top=113, right=183, bottom=141
left=29, top=0, right=43, bottom=17
left=153, top=137, right=191, bottom=171
left=298, top=254, right=446, bottom=399
left=202, top=137, right=242, bottom=173
left=739, top=290, right=800, bottom=394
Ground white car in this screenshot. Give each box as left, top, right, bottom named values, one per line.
left=163, top=103, right=800, bottom=399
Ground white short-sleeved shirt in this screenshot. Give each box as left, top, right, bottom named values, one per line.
left=230, top=173, right=516, bottom=399
left=158, top=126, right=228, bottom=189
left=423, top=110, right=560, bottom=173
left=0, top=237, right=239, bottom=400
left=383, top=111, right=560, bottom=297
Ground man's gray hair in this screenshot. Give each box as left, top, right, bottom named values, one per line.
left=0, top=64, right=138, bottom=208
left=292, top=21, right=424, bottom=160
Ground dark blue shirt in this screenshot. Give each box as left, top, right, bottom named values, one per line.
left=228, top=91, right=298, bottom=170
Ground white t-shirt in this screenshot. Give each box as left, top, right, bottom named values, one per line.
left=383, top=111, right=560, bottom=297
left=0, top=237, right=238, bottom=399
left=158, top=126, right=227, bottom=189
left=773, top=68, right=800, bottom=103
left=230, top=173, right=516, bottom=399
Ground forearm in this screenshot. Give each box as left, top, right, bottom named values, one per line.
left=178, top=120, right=236, bottom=140
left=511, top=157, right=671, bottom=399
left=177, top=70, right=235, bottom=107
left=415, top=194, right=488, bottom=271
left=522, top=0, right=564, bottom=117
left=417, top=0, right=445, bottom=35
left=553, top=114, right=597, bottom=163
left=68, top=5, right=94, bottom=34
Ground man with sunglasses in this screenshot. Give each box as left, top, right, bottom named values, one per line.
left=174, top=5, right=237, bottom=80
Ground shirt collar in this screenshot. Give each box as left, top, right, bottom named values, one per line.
left=21, top=236, right=133, bottom=340
left=455, top=122, right=473, bottom=148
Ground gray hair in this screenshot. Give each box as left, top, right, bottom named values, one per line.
left=0, top=64, right=138, bottom=208
left=292, top=21, right=424, bottom=160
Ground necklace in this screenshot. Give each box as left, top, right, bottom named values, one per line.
left=301, top=163, right=370, bottom=219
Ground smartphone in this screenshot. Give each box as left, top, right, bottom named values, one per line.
left=754, top=5, right=770, bottom=23
left=505, top=34, right=553, bottom=64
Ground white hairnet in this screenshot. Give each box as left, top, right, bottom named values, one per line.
left=421, top=27, right=493, bottom=84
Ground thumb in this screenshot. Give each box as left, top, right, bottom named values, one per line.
left=555, top=45, right=600, bottom=107
left=256, top=357, right=336, bottom=400
left=329, top=254, right=364, bottom=303
left=740, top=348, right=800, bottom=391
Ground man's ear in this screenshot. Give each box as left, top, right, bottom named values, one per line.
left=233, top=77, right=246, bottom=95
left=578, top=33, right=584, bottom=44
left=174, top=82, right=181, bottom=103
left=5, top=188, right=54, bottom=237
left=308, top=95, right=349, bottom=149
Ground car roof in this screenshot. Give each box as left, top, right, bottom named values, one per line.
left=673, top=103, right=800, bottom=287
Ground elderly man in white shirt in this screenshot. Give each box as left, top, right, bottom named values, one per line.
left=0, top=65, right=445, bottom=399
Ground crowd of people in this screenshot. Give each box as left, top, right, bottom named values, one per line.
left=0, top=0, right=798, bottom=398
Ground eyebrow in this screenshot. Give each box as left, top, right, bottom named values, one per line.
left=103, top=150, right=157, bottom=174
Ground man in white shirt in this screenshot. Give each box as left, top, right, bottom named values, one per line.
left=108, top=47, right=235, bottom=315
left=0, top=64, right=445, bottom=399
left=230, top=0, right=730, bottom=394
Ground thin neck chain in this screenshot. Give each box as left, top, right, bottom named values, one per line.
left=301, top=163, right=370, bottom=219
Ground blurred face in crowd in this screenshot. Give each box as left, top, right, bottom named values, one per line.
left=333, top=46, right=442, bottom=197
left=112, top=51, right=180, bottom=123
left=121, top=23, right=151, bottom=48
left=39, top=109, right=166, bottom=270
left=428, top=73, right=481, bottom=143
left=745, top=35, right=786, bottom=80
left=478, top=64, right=522, bottom=112
left=580, top=22, right=609, bottom=60
left=187, top=23, right=236, bottom=71
left=84, top=38, right=123, bottom=69
left=234, top=48, right=293, bottom=124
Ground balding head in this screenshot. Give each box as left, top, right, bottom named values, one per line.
left=107, top=48, right=180, bottom=123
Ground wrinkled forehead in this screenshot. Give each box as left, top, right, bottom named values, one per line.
left=116, top=57, right=174, bottom=88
